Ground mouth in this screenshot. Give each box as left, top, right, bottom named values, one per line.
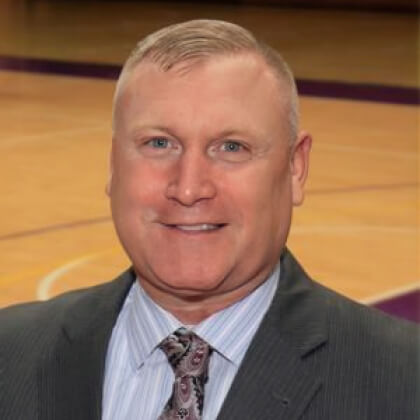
left=163, top=223, right=227, bottom=232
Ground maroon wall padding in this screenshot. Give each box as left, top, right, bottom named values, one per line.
left=158, top=0, right=418, bottom=12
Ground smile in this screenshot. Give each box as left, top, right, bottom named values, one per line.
left=164, top=223, right=226, bottom=232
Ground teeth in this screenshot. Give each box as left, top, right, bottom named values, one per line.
left=175, top=224, right=220, bottom=231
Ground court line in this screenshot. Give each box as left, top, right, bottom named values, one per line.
left=1, top=180, right=417, bottom=242
left=306, top=182, right=417, bottom=195
left=1, top=124, right=109, bottom=147
left=291, top=225, right=417, bottom=234
left=36, top=250, right=418, bottom=312
left=0, top=56, right=120, bottom=80
left=316, top=142, right=416, bottom=161
left=1, top=213, right=417, bottom=244
left=36, top=250, right=117, bottom=300
left=0, top=55, right=418, bottom=105
left=0, top=216, right=111, bottom=241
left=360, top=282, right=420, bottom=305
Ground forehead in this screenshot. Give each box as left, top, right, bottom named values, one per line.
left=114, top=54, right=289, bottom=136
left=120, top=53, right=286, bottom=102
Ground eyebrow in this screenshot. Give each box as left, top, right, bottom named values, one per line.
left=130, top=124, right=179, bottom=139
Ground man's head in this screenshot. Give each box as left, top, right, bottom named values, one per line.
left=113, top=20, right=299, bottom=142
left=108, top=20, right=311, bottom=321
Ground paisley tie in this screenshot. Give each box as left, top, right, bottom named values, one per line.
left=158, top=328, right=212, bottom=420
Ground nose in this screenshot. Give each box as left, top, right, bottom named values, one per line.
left=165, top=150, right=217, bottom=206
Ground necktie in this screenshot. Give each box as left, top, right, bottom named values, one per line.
left=158, top=328, right=212, bottom=420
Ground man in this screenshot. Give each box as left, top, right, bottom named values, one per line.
left=0, top=20, right=418, bottom=420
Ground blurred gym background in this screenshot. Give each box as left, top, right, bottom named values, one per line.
left=0, top=0, right=418, bottom=321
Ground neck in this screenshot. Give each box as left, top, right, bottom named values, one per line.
left=137, top=271, right=271, bottom=324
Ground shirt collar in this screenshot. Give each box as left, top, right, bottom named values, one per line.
left=125, top=264, right=280, bottom=369
left=193, top=264, right=279, bottom=365
left=125, top=282, right=182, bottom=369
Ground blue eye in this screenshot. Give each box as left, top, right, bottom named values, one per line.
left=150, top=137, right=169, bottom=148
left=222, top=141, right=242, bottom=152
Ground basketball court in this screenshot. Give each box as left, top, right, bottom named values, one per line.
left=0, top=0, right=418, bottom=321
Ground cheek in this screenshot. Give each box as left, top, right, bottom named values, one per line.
left=113, top=157, right=167, bottom=205
left=110, top=166, right=171, bottom=239
left=236, top=165, right=292, bottom=240
left=269, top=171, right=293, bottom=245
left=234, top=164, right=289, bottom=214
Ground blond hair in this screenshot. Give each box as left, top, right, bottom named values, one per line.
left=113, top=19, right=299, bottom=141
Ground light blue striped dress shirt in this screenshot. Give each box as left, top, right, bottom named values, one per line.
left=102, top=264, right=280, bottom=420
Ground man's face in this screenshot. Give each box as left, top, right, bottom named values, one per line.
left=109, top=54, right=310, bottom=303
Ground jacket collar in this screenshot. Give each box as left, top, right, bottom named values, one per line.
left=37, top=269, right=135, bottom=420
left=217, top=249, right=328, bottom=420
left=36, top=249, right=327, bottom=420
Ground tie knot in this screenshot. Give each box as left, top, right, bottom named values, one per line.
left=160, top=328, right=212, bottom=377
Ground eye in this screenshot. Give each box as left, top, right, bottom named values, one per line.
left=137, top=136, right=180, bottom=158
left=209, top=140, right=252, bottom=163
left=148, top=137, right=169, bottom=148
left=221, top=141, right=242, bottom=152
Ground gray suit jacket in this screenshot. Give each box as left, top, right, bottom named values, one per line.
left=1, top=250, right=418, bottom=419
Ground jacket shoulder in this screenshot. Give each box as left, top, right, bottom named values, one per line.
left=0, top=288, right=91, bottom=365
left=281, top=249, right=418, bottom=351
left=0, top=272, right=134, bottom=420
left=315, top=282, right=419, bottom=410
left=318, top=282, right=418, bottom=350
left=0, top=270, right=134, bottom=351
left=299, top=277, right=418, bottom=418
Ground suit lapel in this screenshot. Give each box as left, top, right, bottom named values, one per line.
left=217, top=250, right=328, bottom=420
left=35, top=251, right=326, bottom=419
left=37, top=270, right=135, bottom=420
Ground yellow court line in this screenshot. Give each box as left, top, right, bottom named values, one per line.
left=291, top=225, right=418, bottom=235
left=2, top=124, right=109, bottom=147
left=316, top=142, right=417, bottom=161
left=1, top=103, right=109, bottom=126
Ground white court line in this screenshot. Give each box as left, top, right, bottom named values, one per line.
left=37, top=253, right=103, bottom=300
left=360, top=282, right=420, bottom=305
left=316, top=142, right=417, bottom=160
left=291, top=225, right=417, bottom=235
left=37, top=249, right=418, bottom=307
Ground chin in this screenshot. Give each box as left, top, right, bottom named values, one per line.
left=153, top=263, right=230, bottom=294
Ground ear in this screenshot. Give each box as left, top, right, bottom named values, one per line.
left=291, top=131, right=312, bottom=206
left=105, top=139, right=114, bottom=197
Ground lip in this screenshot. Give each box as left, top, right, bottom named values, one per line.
left=160, top=222, right=227, bottom=234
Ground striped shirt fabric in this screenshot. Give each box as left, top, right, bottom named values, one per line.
left=102, top=264, right=280, bottom=420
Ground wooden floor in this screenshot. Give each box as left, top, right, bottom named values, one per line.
left=0, top=0, right=418, bottom=307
